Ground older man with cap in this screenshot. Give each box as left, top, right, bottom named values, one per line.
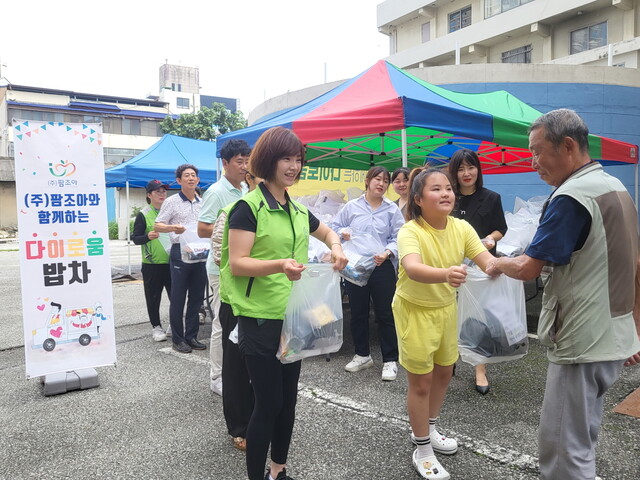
left=486, top=109, right=640, bottom=479
left=131, top=179, right=172, bottom=342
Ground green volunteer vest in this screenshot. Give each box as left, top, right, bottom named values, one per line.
left=140, top=205, right=170, bottom=265
left=220, top=183, right=310, bottom=320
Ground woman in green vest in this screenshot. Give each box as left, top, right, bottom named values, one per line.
left=222, top=127, right=347, bottom=480
left=131, top=180, right=172, bottom=342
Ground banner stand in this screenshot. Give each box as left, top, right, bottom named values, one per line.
left=42, top=368, right=99, bottom=396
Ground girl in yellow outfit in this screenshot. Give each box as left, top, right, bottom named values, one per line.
left=392, top=168, right=497, bottom=480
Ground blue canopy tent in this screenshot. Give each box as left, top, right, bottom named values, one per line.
left=105, top=134, right=219, bottom=188
left=105, top=134, right=219, bottom=275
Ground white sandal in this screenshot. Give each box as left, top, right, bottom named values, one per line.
left=412, top=449, right=450, bottom=480
left=410, top=430, right=458, bottom=455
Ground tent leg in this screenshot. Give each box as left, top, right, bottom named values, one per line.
left=126, top=181, right=131, bottom=276
left=635, top=162, right=638, bottom=208
left=401, top=129, right=408, bottom=168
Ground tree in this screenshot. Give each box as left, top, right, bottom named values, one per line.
left=159, top=103, right=248, bottom=141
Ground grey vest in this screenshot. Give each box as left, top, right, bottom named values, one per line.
left=538, top=162, right=640, bottom=363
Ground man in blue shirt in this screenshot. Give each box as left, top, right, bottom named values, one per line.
left=487, top=109, right=640, bottom=479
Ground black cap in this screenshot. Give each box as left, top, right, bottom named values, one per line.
left=145, top=179, right=170, bottom=193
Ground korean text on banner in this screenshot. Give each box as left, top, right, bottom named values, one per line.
left=13, top=120, right=116, bottom=378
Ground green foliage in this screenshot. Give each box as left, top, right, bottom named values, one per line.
left=131, top=206, right=142, bottom=218
left=160, top=104, right=248, bottom=141
left=108, top=221, right=118, bottom=240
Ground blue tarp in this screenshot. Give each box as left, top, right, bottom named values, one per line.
left=105, top=134, right=219, bottom=188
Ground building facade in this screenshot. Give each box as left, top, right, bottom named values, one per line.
left=0, top=63, right=240, bottom=228
left=377, top=0, right=639, bottom=69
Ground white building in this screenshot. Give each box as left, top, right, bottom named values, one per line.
left=377, top=0, right=639, bottom=68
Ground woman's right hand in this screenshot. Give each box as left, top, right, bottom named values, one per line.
left=445, top=264, right=467, bottom=288
left=341, top=231, right=351, bottom=241
left=282, top=258, right=305, bottom=281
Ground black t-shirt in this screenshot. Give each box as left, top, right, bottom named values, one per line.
left=452, top=187, right=508, bottom=255
left=228, top=199, right=320, bottom=233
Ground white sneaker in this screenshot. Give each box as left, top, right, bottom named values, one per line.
left=165, top=325, right=172, bottom=337
left=344, top=354, right=374, bottom=372
left=210, top=377, right=223, bottom=396
left=382, top=361, right=398, bottom=381
left=410, top=429, right=458, bottom=455
left=152, top=326, right=167, bottom=342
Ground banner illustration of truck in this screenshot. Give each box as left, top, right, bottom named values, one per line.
left=32, top=301, right=109, bottom=352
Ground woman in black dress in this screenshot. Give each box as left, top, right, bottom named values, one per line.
left=450, top=148, right=508, bottom=395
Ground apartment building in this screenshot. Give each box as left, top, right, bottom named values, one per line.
left=377, top=0, right=639, bottom=68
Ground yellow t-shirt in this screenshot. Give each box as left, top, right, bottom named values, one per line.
left=396, top=216, right=486, bottom=308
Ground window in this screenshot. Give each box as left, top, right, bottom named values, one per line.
left=104, top=147, right=144, bottom=167
left=141, top=120, right=162, bottom=137
left=103, top=117, right=121, bottom=134
left=502, top=44, right=532, bottom=63
left=171, top=83, right=182, bottom=92
left=571, top=22, right=607, bottom=54
left=177, top=97, right=190, bottom=109
left=485, top=0, right=533, bottom=18
left=421, top=22, right=431, bottom=43
left=122, top=118, right=141, bottom=135
left=449, top=6, right=472, bottom=33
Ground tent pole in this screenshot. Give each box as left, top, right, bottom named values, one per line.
left=635, top=161, right=638, bottom=208
left=126, top=181, right=131, bottom=276
left=401, top=129, right=408, bottom=168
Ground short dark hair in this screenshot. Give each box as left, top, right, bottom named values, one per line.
left=365, top=166, right=390, bottom=190
left=448, top=148, right=483, bottom=193
left=406, top=167, right=452, bottom=221
left=175, top=163, right=198, bottom=179
left=391, top=167, right=410, bottom=183
left=220, top=139, right=251, bottom=161
left=249, top=127, right=306, bottom=182
left=529, top=108, right=590, bottom=154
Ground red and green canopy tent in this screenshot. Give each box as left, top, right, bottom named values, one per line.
left=217, top=60, right=637, bottom=176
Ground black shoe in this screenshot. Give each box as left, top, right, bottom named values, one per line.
left=475, top=384, right=490, bottom=395
left=172, top=341, right=192, bottom=354
left=264, top=468, right=294, bottom=480
left=186, top=338, right=206, bottom=350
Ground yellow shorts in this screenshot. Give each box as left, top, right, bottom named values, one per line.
left=392, top=295, right=459, bottom=375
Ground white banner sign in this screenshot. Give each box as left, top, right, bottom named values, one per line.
left=13, top=120, right=116, bottom=378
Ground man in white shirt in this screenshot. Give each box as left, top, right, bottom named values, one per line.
left=155, top=164, right=207, bottom=354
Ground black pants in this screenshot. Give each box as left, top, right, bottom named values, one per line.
left=239, top=317, right=301, bottom=480
left=141, top=263, right=171, bottom=328
left=219, top=302, right=254, bottom=438
left=168, top=244, right=206, bottom=344
left=344, top=259, right=398, bottom=362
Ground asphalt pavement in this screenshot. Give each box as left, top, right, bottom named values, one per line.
left=0, top=239, right=638, bottom=479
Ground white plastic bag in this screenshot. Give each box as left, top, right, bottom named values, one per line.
left=178, top=222, right=210, bottom=263
left=497, top=195, right=546, bottom=257
left=457, top=266, right=528, bottom=366
left=339, top=232, right=385, bottom=286
left=277, top=263, right=343, bottom=364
